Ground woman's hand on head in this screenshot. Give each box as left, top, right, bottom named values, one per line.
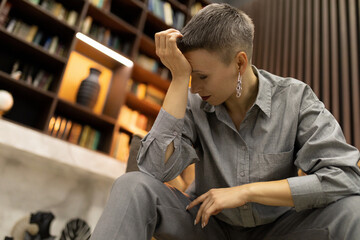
left=155, top=29, right=192, bottom=80
left=186, top=186, right=249, bottom=228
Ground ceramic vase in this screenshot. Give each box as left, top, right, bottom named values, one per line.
left=76, top=68, right=101, bottom=109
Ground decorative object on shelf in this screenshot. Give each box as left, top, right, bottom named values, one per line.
left=10, top=214, right=39, bottom=240
left=76, top=67, right=101, bottom=109
left=24, top=211, right=56, bottom=240
left=10, top=212, right=56, bottom=240
left=0, top=90, right=14, bottom=117
left=60, top=218, right=91, bottom=240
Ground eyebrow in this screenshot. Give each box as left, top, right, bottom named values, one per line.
left=192, top=70, right=206, bottom=74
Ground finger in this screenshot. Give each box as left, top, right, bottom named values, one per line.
left=167, top=32, right=183, bottom=52
left=202, top=203, right=222, bottom=228
left=199, top=199, right=214, bottom=228
left=159, top=32, right=166, bottom=50
left=187, top=193, right=208, bottom=210
left=195, top=197, right=212, bottom=226
left=163, top=28, right=181, bottom=34
left=155, top=32, right=160, bottom=52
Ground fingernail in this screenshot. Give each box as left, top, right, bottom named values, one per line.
left=194, top=219, right=197, bottom=225
left=185, top=205, right=189, bottom=210
left=202, top=223, right=205, bottom=228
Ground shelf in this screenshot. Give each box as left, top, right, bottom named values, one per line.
left=146, top=11, right=171, bottom=32
left=0, top=27, right=67, bottom=70
left=167, top=0, right=187, bottom=13
left=0, top=118, right=126, bottom=180
left=9, top=0, right=79, bottom=33
left=132, top=63, right=170, bottom=91
left=87, top=4, right=138, bottom=35
left=55, top=98, right=117, bottom=154
left=0, top=71, right=56, bottom=98
left=0, top=0, right=208, bottom=161
left=0, top=72, right=55, bottom=131
left=139, top=34, right=157, bottom=59
left=110, top=0, right=145, bottom=28
left=56, top=98, right=116, bottom=126
left=125, top=92, right=161, bottom=118
left=120, top=123, right=147, bottom=138
left=74, top=38, right=129, bottom=70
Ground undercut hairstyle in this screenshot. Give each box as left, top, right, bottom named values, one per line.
left=177, top=3, right=255, bottom=65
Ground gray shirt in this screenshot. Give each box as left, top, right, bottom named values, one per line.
left=137, top=66, right=360, bottom=227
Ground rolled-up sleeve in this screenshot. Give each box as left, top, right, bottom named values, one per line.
left=137, top=104, right=199, bottom=182
left=288, top=86, right=360, bottom=211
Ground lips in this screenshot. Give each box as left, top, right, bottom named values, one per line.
left=201, top=95, right=210, bottom=101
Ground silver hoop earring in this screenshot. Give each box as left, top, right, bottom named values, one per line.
left=236, top=72, right=242, bottom=98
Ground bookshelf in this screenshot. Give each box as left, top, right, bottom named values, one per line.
left=0, top=0, right=208, bottom=159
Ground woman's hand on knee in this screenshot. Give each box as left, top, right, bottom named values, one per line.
left=186, top=187, right=248, bottom=228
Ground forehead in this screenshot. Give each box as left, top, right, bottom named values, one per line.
left=184, top=49, right=226, bottom=71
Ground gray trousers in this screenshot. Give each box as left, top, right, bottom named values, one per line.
left=90, top=172, right=360, bottom=240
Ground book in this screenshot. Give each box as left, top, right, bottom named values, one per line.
left=25, top=25, right=38, bottom=43
left=68, top=123, right=83, bottom=144
left=48, top=116, right=56, bottom=134
left=52, top=3, right=64, bottom=18
left=5, top=18, right=17, bottom=32
left=43, top=36, right=53, bottom=50
left=191, top=2, right=203, bottom=16
left=115, top=132, right=130, bottom=162
left=91, top=131, right=101, bottom=150
left=102, top=0, right=111, bottom=11
left=163, top=2, right=173, bottom=26
left=33, top=70, right=45, bottom=87
left=41, top=74, right=53, bottom=91
left=33, top=30, right=44, bottom=45
left=82, top=16, right=93, bottom=35
left=62, top=120, right=72, bottom=140
left=85, top=128, right=96, bottom=149
left=0, top=2, right=12, bottom=26
left=79, top=125, right=92, bottom=147
left=48, top=36, right=59, bottom=54
left=174, top=11, right=185, bottom=29
left=136, top=83, right=147, bottom=100
left=57, top=117, right=68, bottom=138
left=10, top=61, right=21, bottom=80
left=51, top=116, right=62, bottom=137
left=66, top=10, right=78, bottom=26
left=29, top=0, right=40, bottom=4
left=136, top=114, right=148, bottom=130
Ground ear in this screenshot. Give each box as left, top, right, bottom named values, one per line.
left=235, top=51, right=248, bottom=75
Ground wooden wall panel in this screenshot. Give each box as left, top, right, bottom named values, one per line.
left=348, top=0, right=360, bottom=148
left=321, top=0, right=330, bottom=110
left=241, top=0, right=360, bottom=149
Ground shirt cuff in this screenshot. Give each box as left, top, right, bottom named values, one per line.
left=149, top=108, right=184, bottom=145
left=287, top=175, right=327, bottom=211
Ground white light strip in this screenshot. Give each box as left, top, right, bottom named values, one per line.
left=76, top=32, right=134, bottom=68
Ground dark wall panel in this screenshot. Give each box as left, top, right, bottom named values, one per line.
left=241, top=0, right=360, bottom=149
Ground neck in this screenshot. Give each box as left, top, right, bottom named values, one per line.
left=225, top=66, right=259, bottom=117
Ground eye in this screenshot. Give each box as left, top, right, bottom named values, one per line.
left=199, top=75, right=208, bottom=80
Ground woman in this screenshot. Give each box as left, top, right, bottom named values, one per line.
left=91, top=3, right=360, bottom=240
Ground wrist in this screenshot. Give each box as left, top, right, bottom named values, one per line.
left=236, top=184, right=253, bottom=204
left=171, top=73, right=191, bottom=82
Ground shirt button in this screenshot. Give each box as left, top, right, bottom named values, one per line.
left=243, top=204, right=249, bottom=209
left=240, top=171, right=245, bottom=177
left=173, top=131, right=177, bottom=136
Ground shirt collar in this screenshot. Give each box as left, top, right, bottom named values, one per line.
left=200, top=65, right=272, bottom=118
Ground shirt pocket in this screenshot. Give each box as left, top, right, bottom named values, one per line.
left=256, top=148, right=296, bottom=181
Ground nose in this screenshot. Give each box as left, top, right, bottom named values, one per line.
left=190, top=77, right=201, bottom=94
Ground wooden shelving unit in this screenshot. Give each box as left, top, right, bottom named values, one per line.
left=0, top=0, right=208, bottom=157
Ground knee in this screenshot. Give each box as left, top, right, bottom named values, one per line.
left=335, top=196, right=360, bottom=221
left=111, top=171, right=160, bottom=194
